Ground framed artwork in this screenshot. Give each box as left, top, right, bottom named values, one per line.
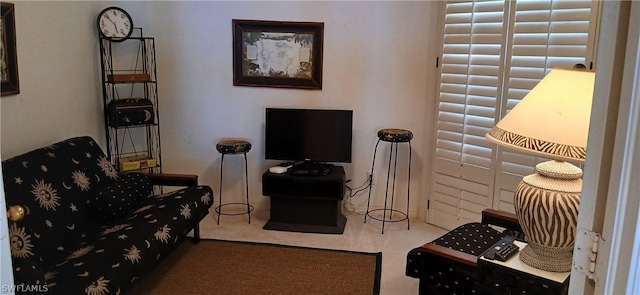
left=232, top=19, right=324, bottom=90
left=1, top=2, right=19, bottom=96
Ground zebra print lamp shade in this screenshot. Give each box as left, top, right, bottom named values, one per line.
left=486, top=68, right=596, bottom=272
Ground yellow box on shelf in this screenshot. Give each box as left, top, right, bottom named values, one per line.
left=119, top=155, right=157, bottom=171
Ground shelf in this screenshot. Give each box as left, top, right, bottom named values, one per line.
left=107, top=73, right=151, bottom=83
left=100, top=32, right=161, bottom=173
left=107, top=122, right=159, bottom=129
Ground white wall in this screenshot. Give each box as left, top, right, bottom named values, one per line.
left=1, top=1, right=108, bottom=157
left=1, top=1, right=440, bottom=218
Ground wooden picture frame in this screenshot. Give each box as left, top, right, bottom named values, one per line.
left=233, top=19, right=323, bottom=90
left=1, top=2, right=19, bottom=96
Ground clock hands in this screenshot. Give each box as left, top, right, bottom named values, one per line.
left=101, top=14, right=119, bottom=37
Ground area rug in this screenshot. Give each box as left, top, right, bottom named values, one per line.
left=126, top=239, right=382, bottom=295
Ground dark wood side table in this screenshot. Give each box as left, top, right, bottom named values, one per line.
left=477, top=241, right=571, bottom=295
left=262, top=165, right=346, bottom=234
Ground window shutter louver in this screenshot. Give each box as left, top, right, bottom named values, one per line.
left=430, top=0, right=596, bottom=230
left=494, top=0, right=594, bottom=212
left=433, top=0, right=506, bottom=229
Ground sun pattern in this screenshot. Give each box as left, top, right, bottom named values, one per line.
left=97, top=157, right=118, bottom=179
left=201, top=192, right=212, bottom=205
left=154, top=225, right=171, bottom=244
left=31, top=179, right=60, bottom=211
left=72, top=170, right=91, bottom=191
left=123, top=245, right=141, bottom=264
left=9, top=223, right=34, bottom=258
left=180, top=204, right=191, bottom=219
left=85, top=276, right=110, bottom=295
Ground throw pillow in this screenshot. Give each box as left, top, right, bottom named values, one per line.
left=88, top=173, right=152, bottom=222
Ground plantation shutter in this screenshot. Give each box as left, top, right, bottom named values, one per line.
left=430, top=0, right=597, bottom=230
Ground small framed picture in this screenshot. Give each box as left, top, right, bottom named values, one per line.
left=232, top=19, right=324, bottom=90
left=1, top=2, right=19, bottom=96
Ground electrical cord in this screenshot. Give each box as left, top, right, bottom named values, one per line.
left=343, top=174, right=373, bottom=215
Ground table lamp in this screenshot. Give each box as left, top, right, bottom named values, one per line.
left=485, top=68, right=595, bottom=272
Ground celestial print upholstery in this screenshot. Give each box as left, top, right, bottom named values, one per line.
left=406, top=222, right=507, bottom=295
left=215, top=139, right=252, bottom=154
left=3, top=136, right=214, bottom=295
left=88, top=172, right=152, bottom=222
left=377, top=128, right=413, bottom=142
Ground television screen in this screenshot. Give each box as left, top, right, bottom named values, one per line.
left=265, top=108, right=353, bottom=163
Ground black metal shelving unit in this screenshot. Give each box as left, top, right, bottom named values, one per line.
left=99, top=28, right=162, bottom=173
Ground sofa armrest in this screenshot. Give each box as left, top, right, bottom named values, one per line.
left=119, top=172, right=199, bottom=187
left=481, top=209, right=522, bottom=232
left=419, top=243, right=477, bottom=267
left=145, top=173, right=199, bottom=187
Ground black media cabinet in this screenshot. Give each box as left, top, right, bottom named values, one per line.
left=262, top=165, right=346, bottom=234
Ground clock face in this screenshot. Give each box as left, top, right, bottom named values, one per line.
left=97, top=7, right=133, bottom=41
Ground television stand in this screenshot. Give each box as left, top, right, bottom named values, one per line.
left=262, top=165, right=346, bottom=234
left=289, top=161, right=333, bottom=176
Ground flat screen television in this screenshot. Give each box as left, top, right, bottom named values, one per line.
left=265, top=108, right=353, bottom=164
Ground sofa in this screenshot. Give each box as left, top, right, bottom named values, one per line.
left=3, top=136, right=214, bottom=294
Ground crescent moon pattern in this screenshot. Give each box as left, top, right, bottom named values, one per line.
left=95, top=174, right=101, bottom=183
left=72, top=158, right=79, bottom=164
left=63, top=182, right=72, bottom=189
left=144, top=110, right=152, bottom=122
left=22, top=161, right=28, bottom=168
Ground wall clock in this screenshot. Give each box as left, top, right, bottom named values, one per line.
left=97, top=7, right=133, bottom=42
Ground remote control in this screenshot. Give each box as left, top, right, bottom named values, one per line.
left=483, top=236, right=519, bottom=261
left=494, top=242, right=520, bottom=262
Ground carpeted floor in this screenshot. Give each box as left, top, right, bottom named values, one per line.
left=126, top=239, right=382, bottom=295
